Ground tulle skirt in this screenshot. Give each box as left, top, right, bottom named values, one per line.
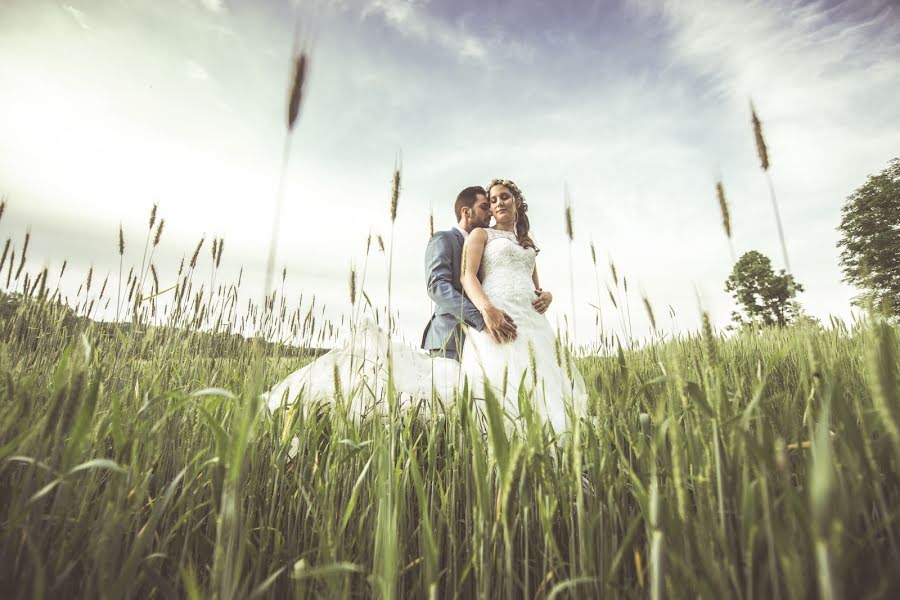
left=264, top=320, right=461, bottom=418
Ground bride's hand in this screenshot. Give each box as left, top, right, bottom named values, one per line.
left=532, top=289, right=552, bottom=314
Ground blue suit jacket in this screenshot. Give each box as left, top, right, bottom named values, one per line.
left=421, top=228, right=485, bottom=361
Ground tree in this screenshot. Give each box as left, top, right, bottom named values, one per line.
left=725, top=250, right=804, bottom=327
left=837, top=158, right=900, bottom=319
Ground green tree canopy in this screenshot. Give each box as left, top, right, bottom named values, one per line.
left=725, top=250, right=804, bottom=327
left=837, top=158, right=900, bottom=319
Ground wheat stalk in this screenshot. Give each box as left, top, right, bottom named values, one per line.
left=138, top=204, right=156, bottom=288
left=715, top=181, right=731, bottom=239
left=287, top=52, right=307, bottom=132
left=349, top=265, right=357, bottom=306
left=264, top=48, right=310, bottom=301
left=36, top=266, right=48, bottom=300
left=642, top=291, right=657, bottom=333
left=15, top=230, right=30, bottom=281
left=607, top=255, right=632, bottom=344
left=751, top=103, right=769, bottom=171
left=751, top=101, right=791, bottom=273
left=0, top=239, right=10, bottom=275
left=390, top=159, right=401, bottom=224
left=98, top=272, right=108, bottom=299
left=715, top=179, right=736, bottom=263
left=190, top=236, right=205, bottom=269
left=151, top=264, right=159, bottom=294
left=153, top=219, right=165, bottom=247
left=589, top=238, right=605, bottom=342
left=117, top=224, right=124, bottom=319
left=4, top=250, right=12, bottom=290
left=85, top=265, right=93, bottom=295
left=387, top=160, right=402, bottom=337
left=564, top=183, right=576, bottom=340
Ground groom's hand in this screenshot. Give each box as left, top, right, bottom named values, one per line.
left=532, top=289, right=552, bottom=314
left=482, top=304, right=517, bottom=343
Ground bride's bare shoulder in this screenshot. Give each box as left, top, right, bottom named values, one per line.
left=467, top=227, right=488, bottom=243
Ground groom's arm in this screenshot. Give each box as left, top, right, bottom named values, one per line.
left=424, top=232, right=485, bottom=331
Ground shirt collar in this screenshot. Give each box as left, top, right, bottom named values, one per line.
left=452, top=225, right=469, bottom=239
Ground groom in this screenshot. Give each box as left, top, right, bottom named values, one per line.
left=421, top=186, right=517, bottom=361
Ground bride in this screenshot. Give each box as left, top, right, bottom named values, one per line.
left=458, top=179, right=586, bottom=432
left=265, top=179, right=587, bottom=433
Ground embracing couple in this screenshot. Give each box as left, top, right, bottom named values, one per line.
left=421, top=179, right=585, bottom=430
left=266, top=179, right=586, bottom=433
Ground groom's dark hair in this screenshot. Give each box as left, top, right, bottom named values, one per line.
left=454, top=186, right=487, bottom=220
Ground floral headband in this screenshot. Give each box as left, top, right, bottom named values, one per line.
left=486, top=179, right=528, bottom=213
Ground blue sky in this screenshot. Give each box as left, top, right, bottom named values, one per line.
left=1, top=0, right=898, bottom=346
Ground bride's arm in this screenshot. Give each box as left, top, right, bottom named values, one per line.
left=461, top=229, right=491, bottom=310
left=531, top=265, right=553, bottom=314
left=462, top=229, right=516, bottom=342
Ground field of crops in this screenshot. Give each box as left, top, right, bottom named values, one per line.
left=1, top=266, right=899, bottom=599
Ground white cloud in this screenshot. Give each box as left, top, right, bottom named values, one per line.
left=361, top=0, right=486, bottom=61
left=198, top=0, right=225, bottom=14
left=185, top=59, right=210, bottom=81
left=630, top=0, right=900, bottom=106
left=62, top=4, right=90, bottom=29
left=358, top=0, right=533, bottom=63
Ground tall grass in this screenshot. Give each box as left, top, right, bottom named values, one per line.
left=0, top=222, right=898, bottom=598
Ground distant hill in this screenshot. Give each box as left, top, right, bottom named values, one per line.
left=0, top=291, right=330, bottom=359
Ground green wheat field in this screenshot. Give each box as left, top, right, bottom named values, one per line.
left=0, top=205, right=898, bottom=600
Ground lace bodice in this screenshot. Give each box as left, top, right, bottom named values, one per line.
left=480, top=228, right=536, bottom=308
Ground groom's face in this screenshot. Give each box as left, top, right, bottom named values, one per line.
left=469, top=194, right=491, bottom=228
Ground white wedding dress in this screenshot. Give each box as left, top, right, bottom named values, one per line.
left=459, top=228, right=587, bottom=431
left=265, top=228, right=587, bottom=432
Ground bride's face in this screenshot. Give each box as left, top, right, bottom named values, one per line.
left=489, top=185, right=516, bottom=225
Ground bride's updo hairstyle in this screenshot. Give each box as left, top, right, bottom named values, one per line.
left=486, top=178, right=538, bottom=253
